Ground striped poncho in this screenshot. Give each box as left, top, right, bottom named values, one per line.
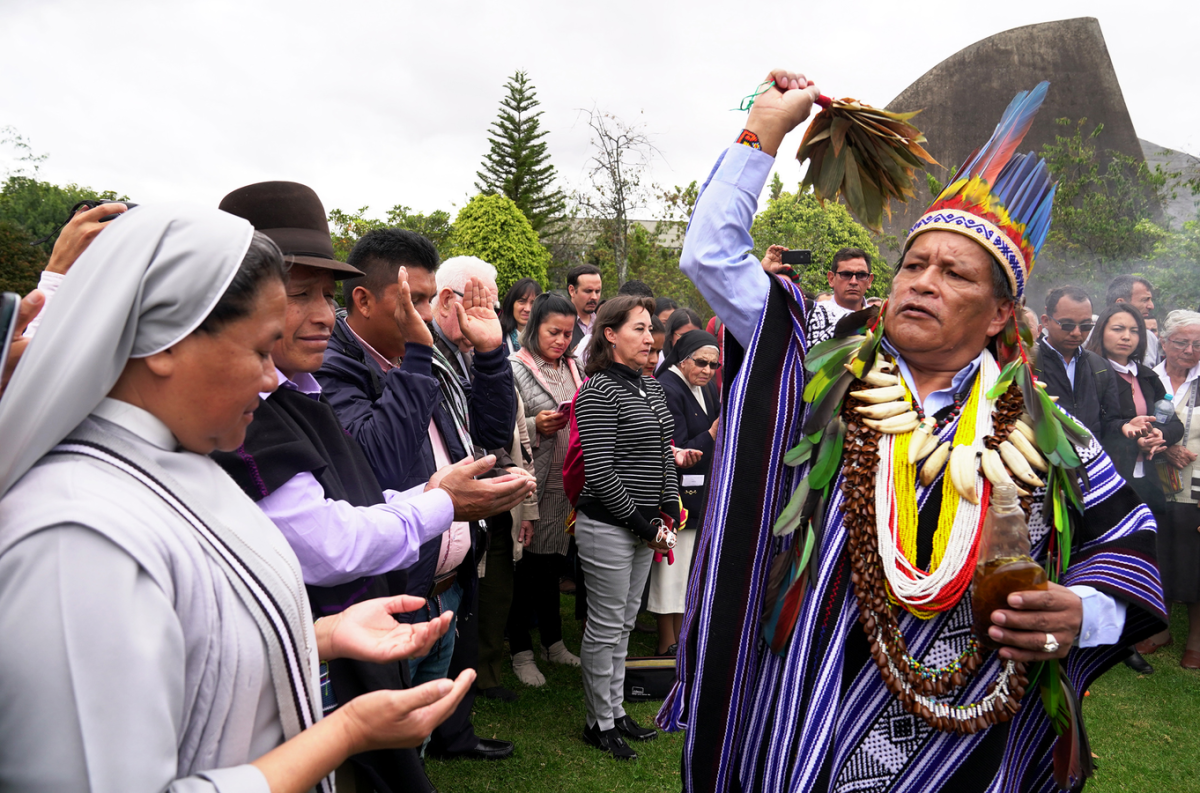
left=658, top=275, right=1167, bottom=793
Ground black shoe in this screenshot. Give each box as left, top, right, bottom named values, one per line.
left=431, top=738, right=515, bottom=760
left=582, top=723, right=638, bottom=760
left=479, top=685, right=519, bottom=702
left=657, top=643, right=678, bottom=657
left=615, top=714, right=658, bottom=741
left=1124, top=651, right=1154, bottom=675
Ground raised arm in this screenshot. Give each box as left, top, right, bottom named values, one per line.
left=681, top=69, right=821, bottom=349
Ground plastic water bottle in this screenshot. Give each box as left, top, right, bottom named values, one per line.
left=1152, top=394, right=1175, bottom=426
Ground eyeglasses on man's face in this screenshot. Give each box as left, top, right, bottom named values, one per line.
left=687, top=358, right=721, bottom=370
left=833, top=270, right=872, bottom=282
left=1167, top=338, right=1200, bottom=352
left=1048, top=316, right=1094, bottom=334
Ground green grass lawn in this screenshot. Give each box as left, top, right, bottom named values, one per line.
left=427, top=601, right=1200, bottom=792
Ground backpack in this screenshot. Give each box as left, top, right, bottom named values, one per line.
left=561, top=388, right=587, bottom=507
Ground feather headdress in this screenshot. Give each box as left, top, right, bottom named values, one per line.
left=904, top=81, right=1056, bottom=302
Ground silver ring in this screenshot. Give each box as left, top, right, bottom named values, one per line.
left=1042, top=633, right=1060, bottom=654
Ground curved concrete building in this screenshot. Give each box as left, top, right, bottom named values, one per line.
left=882, top=17, right=1150, bottom=238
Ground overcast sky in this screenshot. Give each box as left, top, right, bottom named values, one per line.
left=1, top=0, right=1195, bottom=223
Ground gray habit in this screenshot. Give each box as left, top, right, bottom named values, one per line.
left=0, top=400, right=320, bottom=792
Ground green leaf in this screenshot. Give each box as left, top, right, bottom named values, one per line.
left=987, top=360, right=1023, bottom=399
left=796, top=523, right=817, bottom=571
left=804, top=334, right=864, bottom=374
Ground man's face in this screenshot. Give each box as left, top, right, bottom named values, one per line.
left=1041, top=297, right=1094, bottom=357
left=826, top=257, right=873, bottom=309
left=1129, top=282, right=1155, bottom=317
left=435, top=278, right=498, bottom=352
left=272, top=264, right=337, bottom=376
left=569, top=274, right=602, bottom=317
left=352, top=266, right=436, bottom=360
left=887, top=231, right=1010, bottom=370
left=1145, top=317, right=1159, bottom=335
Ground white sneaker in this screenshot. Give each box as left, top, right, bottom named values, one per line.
left=512, top=650, right=546, bottom=687
left=542, top=640, right=582, bottom=667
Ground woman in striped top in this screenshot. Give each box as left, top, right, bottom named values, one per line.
left=574, top=295, right=679, bottom=760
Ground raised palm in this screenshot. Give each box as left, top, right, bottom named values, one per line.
left=326, top=595, right=451, bottom=664
left=455, top=276, right=502, bottom=353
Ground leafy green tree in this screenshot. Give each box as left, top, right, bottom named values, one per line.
left=447, top=193, right=550, bottom=295
left=1144, top=215, right=1200, bottom=312
left=328, top=205, right=455, bottom=261
left=750, top=185, right=888, bottom=297
left=0, top=219, right=47, bottom=294
left=475, top=71, right=566, bottom=237
left=1037, top=119, right=1175, bottom=284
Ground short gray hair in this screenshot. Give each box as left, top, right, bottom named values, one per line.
left=1161, top=310, right=1200, bottom=341
left=433, top=255, right=497, bottom=309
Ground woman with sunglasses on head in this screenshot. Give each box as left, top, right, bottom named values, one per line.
left=499, top=277, right=543, bottom=356
left=1139, top=310, right=1200, bottom=669
left=651, top=329, right=721, bottom=656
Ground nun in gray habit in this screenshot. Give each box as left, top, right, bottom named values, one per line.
left=0, top=205, right=467, bottom=793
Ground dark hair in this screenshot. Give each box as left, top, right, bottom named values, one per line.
left=1106, top=274, right=1153, bottom=307
left=567, top=263, right=602, bottom=288
left=1045, top=285, right=1091, bottom=316
left=342, top=228, right=440, bottom=310
left=196, top=232, right=288, bottom=334
left=584, top=295, right=656, bottom=376
left=661, top=307, right=703, bottom=367
left=831, top=247, right=871, bottom=271
left=500, top=277, right=544, bottom=337
left=618, top=279, right=654, bottom=298
left=650, top=314, right=666, bottom=334
left=519, top=292, right=576, bottom=358
left=1084, top=302, right=1147, bottom=363
left=654, top=297, right=678, bottom=315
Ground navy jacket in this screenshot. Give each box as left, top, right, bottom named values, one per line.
left=317, top=318, right=517, bottom=609
left=658, top=368, right=720, bottom=532
left=1033, top=337, right=1124, bottom=440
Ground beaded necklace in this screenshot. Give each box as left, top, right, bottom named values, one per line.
left=840, top=366, right=1036, bottom=734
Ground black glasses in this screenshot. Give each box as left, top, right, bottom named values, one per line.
left=688, top=358, right=721, bottom=370
left=1048, top=316, right=1094, bottom=334
left=833, top=271, right=872, bottom=282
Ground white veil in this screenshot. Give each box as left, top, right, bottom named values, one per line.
left=0, top=204, right=254, bottom=497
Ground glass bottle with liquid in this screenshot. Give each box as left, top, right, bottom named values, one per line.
left=971, top=483, right=1048, bottom=650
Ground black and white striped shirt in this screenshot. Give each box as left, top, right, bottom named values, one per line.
left=575, top=363, right=679, bottom=539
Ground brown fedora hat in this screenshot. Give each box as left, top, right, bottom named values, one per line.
left=219, top=181, right=363, bottom=277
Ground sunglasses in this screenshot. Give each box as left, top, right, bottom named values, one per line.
left=687, top=358, right=721, bottom=370
left=1048, top=317, right=1094, bottom=334
left=833, top=271, right=872, bottom=282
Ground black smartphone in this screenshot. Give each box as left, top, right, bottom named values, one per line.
left=779, top=249, right=812, bottom=282
left=0, top=292, right=21, bottom=386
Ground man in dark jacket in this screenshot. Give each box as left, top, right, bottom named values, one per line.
left=317, top=232, right=522, bottom=760
left=1035, top=285, right=1123, bottom=439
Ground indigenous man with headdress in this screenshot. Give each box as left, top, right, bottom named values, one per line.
left=658, top=70, right=1167, bottom=793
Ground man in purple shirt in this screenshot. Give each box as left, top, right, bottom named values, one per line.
left=212, top=182, right=532, bottom=791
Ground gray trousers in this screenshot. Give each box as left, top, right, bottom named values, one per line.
left=576, top=512, right=653, bottom=731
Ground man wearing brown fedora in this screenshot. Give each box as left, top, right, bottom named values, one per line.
left=213, top=181, right=533, bottom=790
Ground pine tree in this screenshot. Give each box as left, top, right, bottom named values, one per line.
left=475, top=71, right=566, bottom=237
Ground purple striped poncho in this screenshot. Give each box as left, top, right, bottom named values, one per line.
left=658, top=275, right=1167, bottom=793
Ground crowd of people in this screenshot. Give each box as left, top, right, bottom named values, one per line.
left=0, top=66, right=1189, bottom=793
